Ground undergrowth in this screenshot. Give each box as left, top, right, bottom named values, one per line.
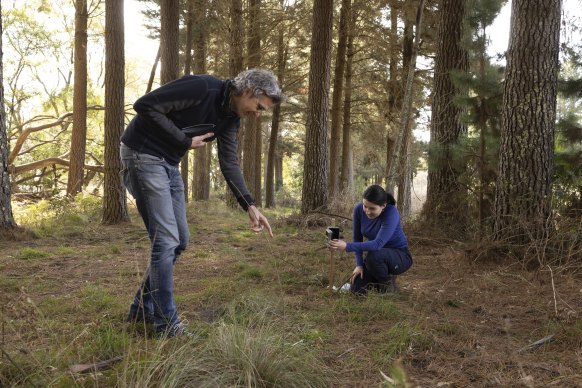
left=2, top=194, right=581, bottom=386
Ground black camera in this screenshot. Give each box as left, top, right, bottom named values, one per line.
left=181, top=124, right=216, bottom=142
left=325, top=226, right=340, bottom=242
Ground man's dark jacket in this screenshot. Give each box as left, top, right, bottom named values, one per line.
left=121, top=74, right=254, bottom=209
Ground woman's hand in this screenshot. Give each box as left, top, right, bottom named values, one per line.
left=248, top=205, right=273, bottom=237
left=190, top=132, right=214, bottom=149
left=327, top=239, right=347, bottom=252
left=350, top=266, right=364, bottom=284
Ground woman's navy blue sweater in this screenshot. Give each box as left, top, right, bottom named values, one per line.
left=346, top=203, right=408, bottom=266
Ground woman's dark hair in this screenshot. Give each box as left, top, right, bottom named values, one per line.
left=363, top=185, right=396, bottom=206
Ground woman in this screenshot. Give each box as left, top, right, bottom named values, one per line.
left=328, top=185, right=412, bottom=294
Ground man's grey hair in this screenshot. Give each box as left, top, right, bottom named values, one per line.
left=232, top=68, right=284, bottom=103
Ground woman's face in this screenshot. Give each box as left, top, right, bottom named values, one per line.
left=362, top=199, right=386, bottom=219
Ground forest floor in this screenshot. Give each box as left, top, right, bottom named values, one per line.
left=1, top=198, right=581, bottom=387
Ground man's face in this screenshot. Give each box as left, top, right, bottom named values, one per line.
left=234, top=89, right=274, bottom=118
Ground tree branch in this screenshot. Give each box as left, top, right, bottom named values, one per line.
left=10, top=158, right=104, bottom=175
left=8, top=105, right=105, bottom=165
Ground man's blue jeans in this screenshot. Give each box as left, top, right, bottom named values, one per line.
left=120, top=144, right=189, bottom=331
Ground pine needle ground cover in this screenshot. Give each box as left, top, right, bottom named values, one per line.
left=1, top=198, right=581, bottom=386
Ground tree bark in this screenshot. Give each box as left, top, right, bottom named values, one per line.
left=160, top=0, right=180, bottom=85
left=493, top=0, right=562, bottom=243
left=301, top=0, right=333, bottom=213
left=192, top=0, right=210, bottom=201
left=181, top=0, right=195, bottom=200
left=225, top=0, right=245, bottom=208
left=243, top=0, right=262, bottom=206
left=0, top=2, right=18, bottom=231
left=384, top=1, right=399, bottom=186
left=102, top=0, right=129, bottom=224
left=329, top=0, right=351, bottom=200
left=423, top=0, right=469, bottom=227
left=275, top=151, right=283, bottom=191
left=266, top=103, right=282, bottom=208
left=67, top=0, right=88, bottom=196
left=340, top=6, right=356, bottom=195
left=266, top=12, right=287, bottom=208
left=385, top=0, right=424, bottom=194
left=397, top=132, right=412, bottom=218
left=229, top=0, right=244, bottom=78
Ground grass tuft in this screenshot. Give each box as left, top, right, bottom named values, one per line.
left=18, top=247, right=50, bottom=260
left=370, top=323, right=429, bottom=363
left=119, top=294, right=330, bottom=387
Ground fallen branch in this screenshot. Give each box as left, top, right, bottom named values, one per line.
left=517, top=334, right=555, bottom=353
left=69, top=356, right=123, bottom=374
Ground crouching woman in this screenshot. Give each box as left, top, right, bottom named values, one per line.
left=328, top=185, right=412, bottom=294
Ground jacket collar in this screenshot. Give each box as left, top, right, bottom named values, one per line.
left=221, top=80, right=238, bottom=118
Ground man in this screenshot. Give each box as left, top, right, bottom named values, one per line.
left=120, top=68, right=283, bottom=337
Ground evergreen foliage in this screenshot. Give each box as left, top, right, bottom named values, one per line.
left=1, top=0, right=581, bottom=224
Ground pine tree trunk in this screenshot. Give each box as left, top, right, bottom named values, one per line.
left=275, top=152, right=283, bottom=191
left=225, top=0, right=244, bottom=208
left=397, top=131, right=412, bottom=218
left=266, top=102, right=281, bottom=208
left=67, top=0, right=88, bottom=196
left=0, top=3, right=17, bottom=231
left=181, top=0, right=195, bottom=200
left=192, top=0, right=209, bottom=201
left=423, top=0, right=469, bottom=227
left=160, top=0, right=180, bottom=85
left=329, top=0, right=351, bottom=200
left=243, top=0, right=262, bottom=206
left=102, top=0, right=129, bottom=224
left=301, top=0, right=333, bottom=213
left=340, top=7, right=356, bottom=195
left=386, top=0, right=424, bottom=194
left=478, top=53, right=487, bottom=239
left=266, top=16, right=287, bottom=208
left=493, top=0, right=562, bottom=243
left=384, top=1, right=399, bottom=186
left=229, top=0, right=244, bottom=77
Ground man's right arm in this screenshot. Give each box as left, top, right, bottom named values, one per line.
left=216, top=124, right=255, bottom=211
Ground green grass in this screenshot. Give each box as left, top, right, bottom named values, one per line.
left=233, top=262, right=265, bottom=281
left=332, top=292, right=401, bottom=323
left=18, top=247, right=50, bottom=260
left=78, top=284, right=121, bottom=313
left=370, top=322, right=430, bottom=363
left=0, top=276, right=21, bottom=293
